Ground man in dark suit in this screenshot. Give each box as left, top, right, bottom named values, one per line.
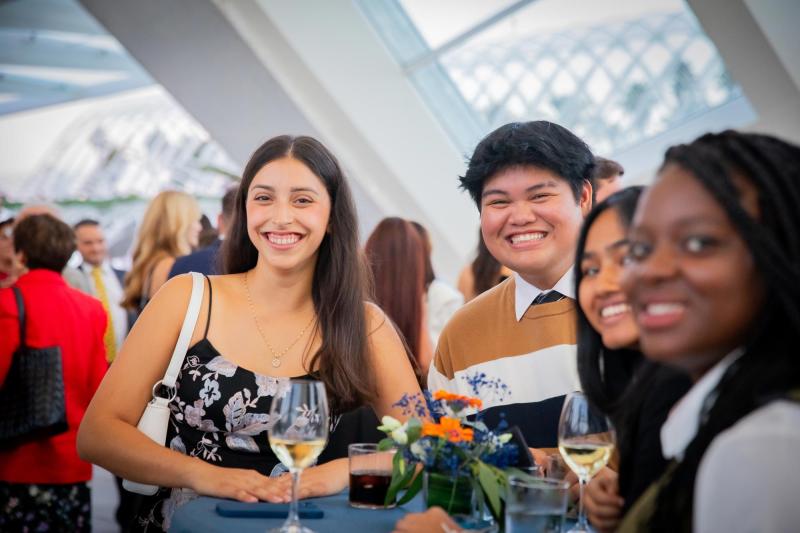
left=169, top=187, right=236, bottom=278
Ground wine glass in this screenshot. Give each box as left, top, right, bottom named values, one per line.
left=557, top=392, right=615, bottom=533
left=268, top=379, right=329, bottom=533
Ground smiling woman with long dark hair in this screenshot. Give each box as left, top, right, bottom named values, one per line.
left=78, top=135, right=422, bottom=531
left=574, top=188, right=691, bottom=532
left=617, top=131, right=800, bottom=532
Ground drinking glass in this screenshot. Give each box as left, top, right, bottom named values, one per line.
left=268, top=379, right=329, bottom=533
left=557, top=392, right=615, bottom=533
left=505, top=476, right=569, bottom=533
left=348, top=443, right=396, bottom=509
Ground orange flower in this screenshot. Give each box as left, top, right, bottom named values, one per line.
left=433, top=390, right=483, bottom=409
left=422, top=417, right=474, bottom=443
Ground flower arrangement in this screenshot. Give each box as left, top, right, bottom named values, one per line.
left=377, top=375, right=519, bottom=520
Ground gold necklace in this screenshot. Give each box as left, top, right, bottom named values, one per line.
left=243, top=271, right=316, bottom=368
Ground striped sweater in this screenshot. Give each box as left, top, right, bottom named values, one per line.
left=427, top=275, right=580, bottom=447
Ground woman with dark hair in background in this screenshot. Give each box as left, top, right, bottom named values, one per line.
left=618, top=131, right=800, bottom=532
left=78, top=136, right=422, bottom=530
left=410, top=221, right=463, bottom=348
left=0, top=215, right=108, bottom=532
left=456, top=229, right=513, bottom=302
left=574, top=188, right=690, bottom=532
left=366, top=217, right=432, bottom=379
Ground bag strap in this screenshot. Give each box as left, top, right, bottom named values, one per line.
left=161, top=272, right=205, bottom=389
left=12, top=286, right=25, bottom=347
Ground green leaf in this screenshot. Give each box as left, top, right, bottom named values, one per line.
left=385, top=455, right=415, bottom=505
left=396, top=470, right=423, bottom=506
left=477, top=462, right=503, bottom=519
left=377, top=438, right=395, bottom=451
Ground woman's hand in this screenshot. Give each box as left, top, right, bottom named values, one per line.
left=392, top=507, right=461, bottom=533
left=274, top=458, right=350, bottom=500
left=584, top=467, right=624, bottom=533
left=187, top=462, right=291, bottom=503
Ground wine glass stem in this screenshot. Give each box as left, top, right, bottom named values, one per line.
left=577, top=477, right=588, bottom=529
left=286, top=468, right=302, bottom=526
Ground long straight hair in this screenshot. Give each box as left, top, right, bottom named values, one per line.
left=222, top=135, right=375, bottom=413
left=365, top=217, right=426, bottom=366
left=647, top=131, right=800, bottom=531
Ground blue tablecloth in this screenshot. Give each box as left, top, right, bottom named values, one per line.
left=169, top=491, right=426, bottom=533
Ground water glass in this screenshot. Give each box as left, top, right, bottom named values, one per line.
left=348, top=443, right=396, bottom=509
left=505, top=476, right=569, bottom=533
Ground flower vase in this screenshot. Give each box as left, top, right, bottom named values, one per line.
left=423, top=471, right=474, bottom=516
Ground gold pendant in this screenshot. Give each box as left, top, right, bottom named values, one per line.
left=271, top=357, right=281, bottom=368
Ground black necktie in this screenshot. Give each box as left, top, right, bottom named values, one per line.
left=531, top=290, right=566, bottom=306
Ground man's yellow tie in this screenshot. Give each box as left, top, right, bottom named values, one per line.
left=91, top=266, right=117, bottom=363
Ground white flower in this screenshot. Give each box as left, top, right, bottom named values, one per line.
left=410, top=441, right=426, bottom=460
left=391, top=426, right=409, bottom=445
left=378, top=415, right=402, bottom=432
left=498, top=433, right=513, bottom=444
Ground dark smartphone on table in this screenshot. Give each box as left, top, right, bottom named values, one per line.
left=508, top=425, right=536, bottom=469
left=216, top=501, right=324, bottom=519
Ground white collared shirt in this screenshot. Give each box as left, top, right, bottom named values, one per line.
left=79, top=261, right=128, bottom=349
left=513, top=268, right=575, bottom=321
left=660, top=350, right=800, bottom=532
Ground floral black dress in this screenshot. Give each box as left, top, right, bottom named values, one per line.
left=133, top=279, right=342, bottom=531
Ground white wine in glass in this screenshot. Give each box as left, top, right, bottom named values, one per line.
left=558, top=392, right=615, bottom=533
left=268, top=379, right=329, bottom=533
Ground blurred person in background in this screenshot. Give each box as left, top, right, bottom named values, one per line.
left=72, top=219, right=129, bottom=363
left=169, top=187, right=237, bottom=278
left=592, top=156, right=625, bottom=204
left=0, top=218, right=14, bottom=288
left=197, top=214, right=218, bottom=249
left=121, top=191, right=202, bottom=315
left=456, top=229, right=514, bottom=302
left=0, top=214, right=107, bottom=532
left=1, top=204, right=65, bottom=289
left=410, top=221, right=463, bottom=348
left=366, top=217, right=432, bottom=380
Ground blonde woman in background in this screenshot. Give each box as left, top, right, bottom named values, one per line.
left=122, top=191, right=201, bottom=314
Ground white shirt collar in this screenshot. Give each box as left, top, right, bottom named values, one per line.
left=660, top=348, right=745, bottom=461
left=80, top=260, right=111, bottom=274
left=513, top=267, right=575, bottom=321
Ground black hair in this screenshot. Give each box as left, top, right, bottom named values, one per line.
left=574, top=187, right=654, bottom=465
left=647, top=131, right=800, bottom=531
left=73, top=219, right=100, bottom=230
left=575, top=187, right=645, bottom=410
left=459, top=121, right=595, bottom=209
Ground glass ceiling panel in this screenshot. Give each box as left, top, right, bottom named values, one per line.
left=360, top=0, right=755, bottom=157
left=399, top=0, right=519, bottom=49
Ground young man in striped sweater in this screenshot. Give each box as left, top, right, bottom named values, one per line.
left=428, top=121, right=594, bottom=447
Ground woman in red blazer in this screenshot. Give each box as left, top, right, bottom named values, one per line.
left=0, top=214, right=108, bottom=532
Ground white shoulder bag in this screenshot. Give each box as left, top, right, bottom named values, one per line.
left=123, top=272, right=205, bottom=495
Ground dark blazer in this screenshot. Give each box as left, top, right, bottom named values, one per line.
left=168, top=239, right=222, bottom=278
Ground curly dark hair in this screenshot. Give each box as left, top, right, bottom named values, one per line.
left=459, top=121, right=595, bottom=209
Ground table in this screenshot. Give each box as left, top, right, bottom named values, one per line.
left=169, top=491, right=426, bottom=533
